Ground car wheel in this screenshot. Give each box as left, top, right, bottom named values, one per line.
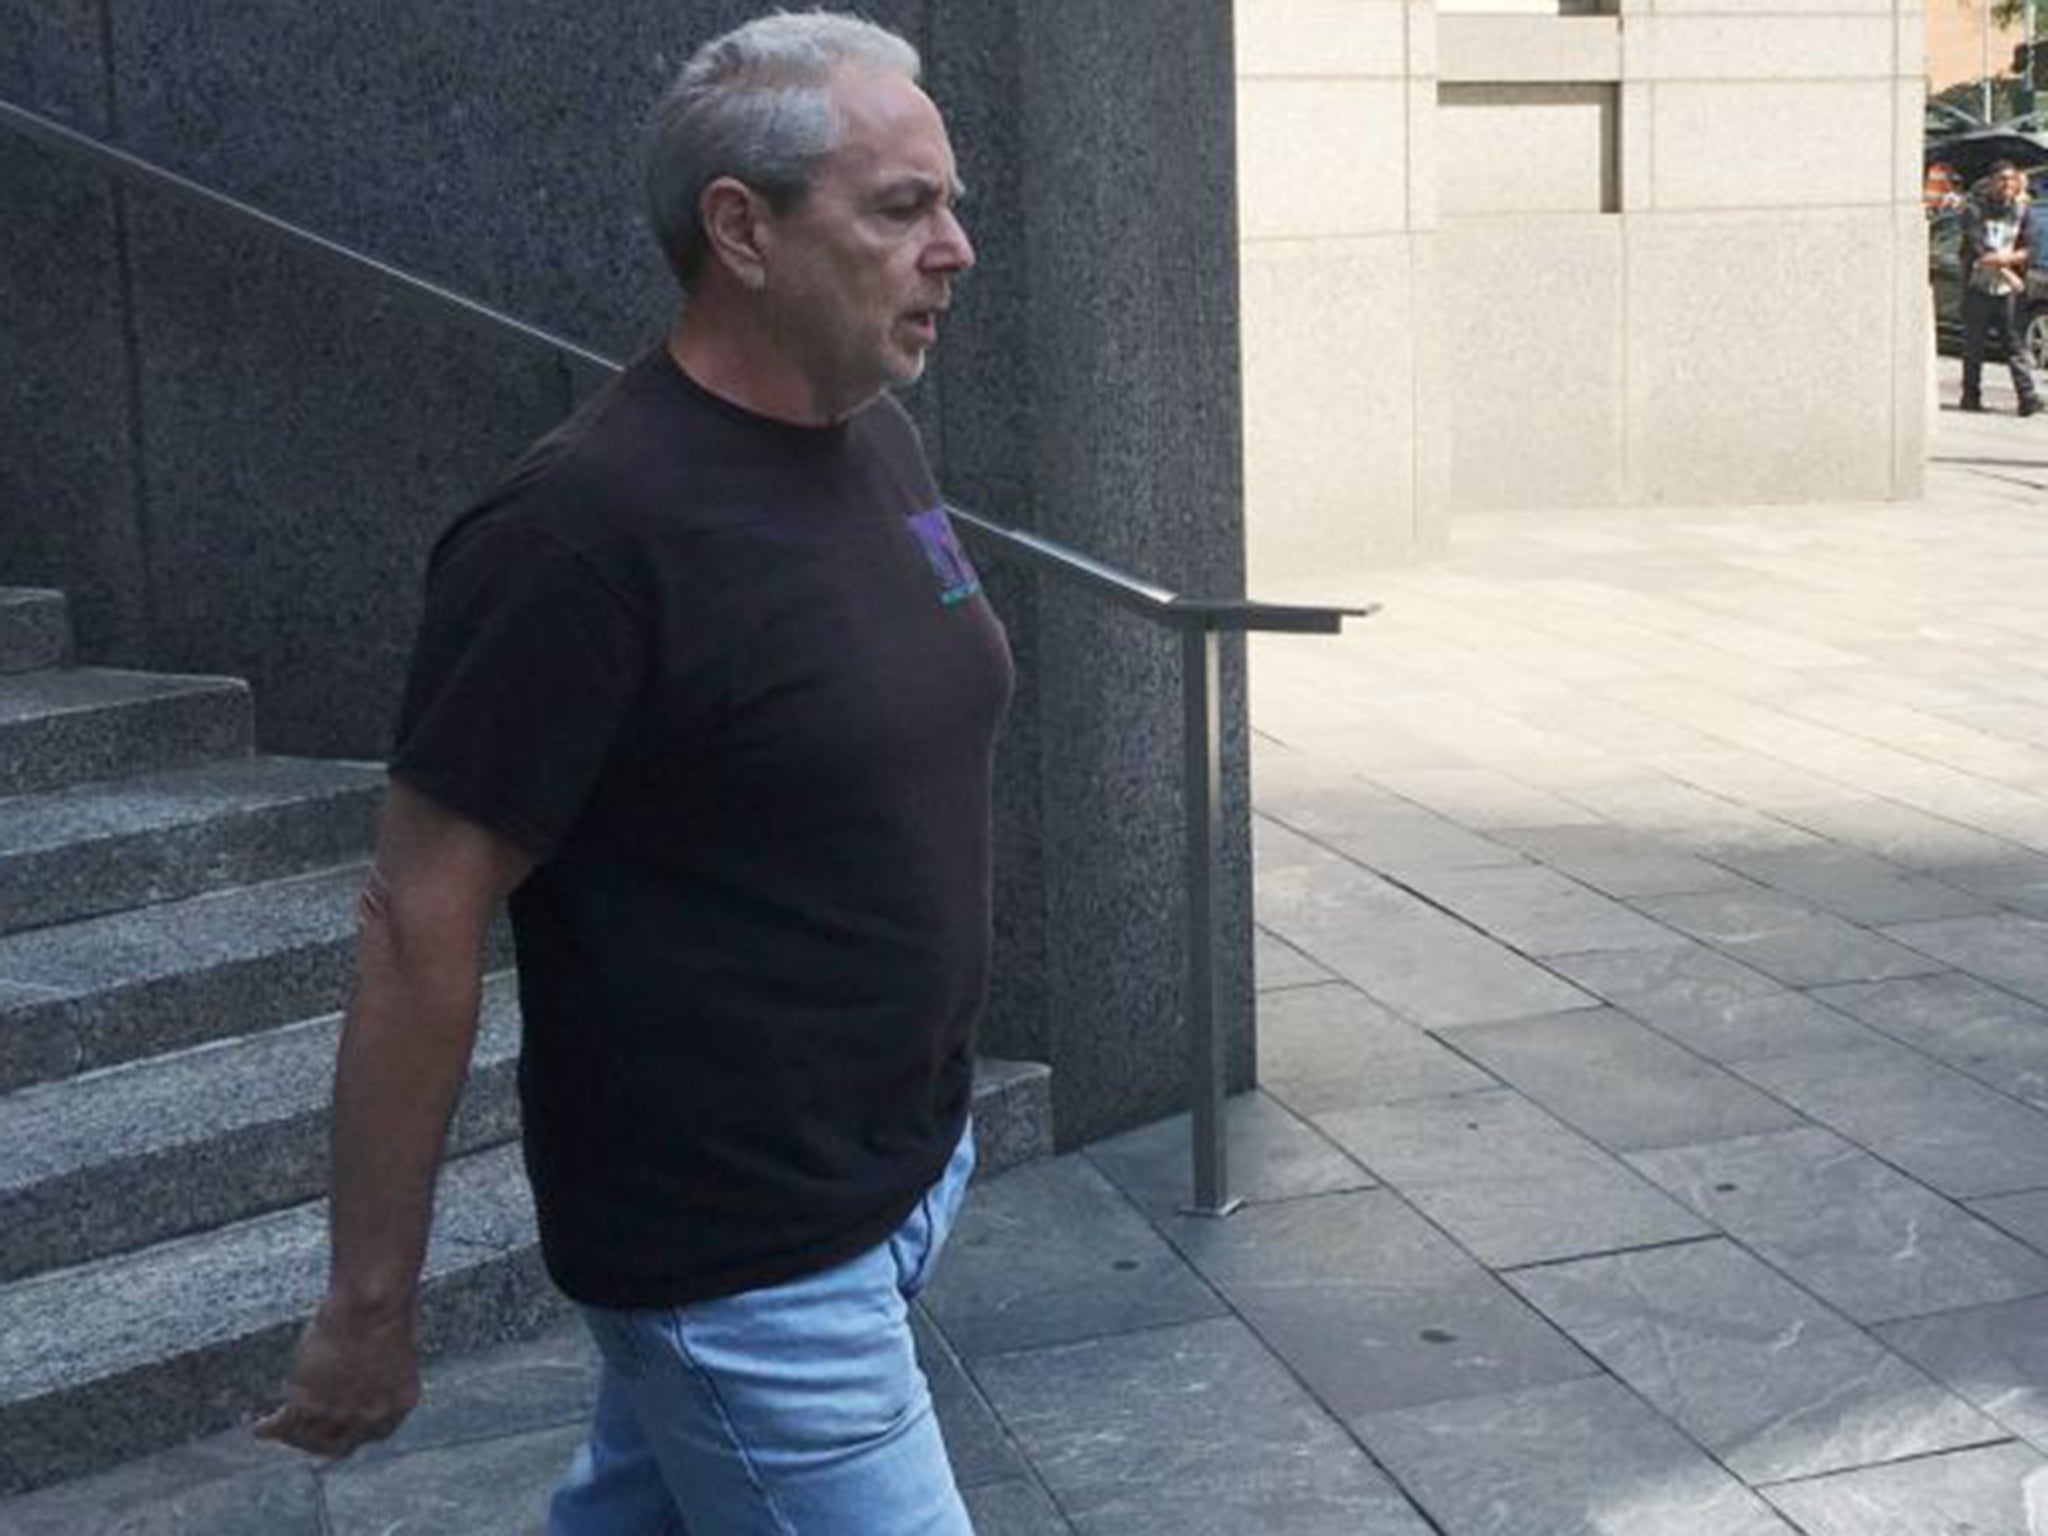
left=2029, top=308, right=2048, bottom=371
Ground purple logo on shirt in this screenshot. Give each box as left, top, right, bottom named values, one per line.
left=907, top=506, right=981, bottom=607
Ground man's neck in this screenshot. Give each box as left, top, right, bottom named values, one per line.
left=667, top=306, right=858, bottom=427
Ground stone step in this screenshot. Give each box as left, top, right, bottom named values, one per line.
left=0, top=1037, right=1049, bottom=1287
left=0, top=1141, right=559, bottom=1496
left=971, top=1055, right=1056, bottom=1177
left=0, top=865, right=364, bottom=1093
left=0, top=975, right=523, bottom=1283
left=0, top=1058, right=1052, bottom=1495
left=0, top=667, right=252, bottom=797
left=0, top=589, right=70, bottom=674
left=0, top=755, right=385, bottom=936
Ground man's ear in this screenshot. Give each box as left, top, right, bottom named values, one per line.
left=700, top=177, right=771, bottom=291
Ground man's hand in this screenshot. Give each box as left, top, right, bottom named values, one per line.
left=253, top=1298, right=421, bottom=1458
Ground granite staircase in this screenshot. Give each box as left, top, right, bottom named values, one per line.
left=0, top=586, right=1053, bottom=1496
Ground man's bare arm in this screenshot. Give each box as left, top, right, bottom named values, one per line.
left=253, top=780, right=533, bottom=1458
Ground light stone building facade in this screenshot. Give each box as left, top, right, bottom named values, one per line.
left=1237, top=0, right=1931, bottom=579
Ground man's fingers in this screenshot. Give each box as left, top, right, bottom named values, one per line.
left=251, top=1403, right=386, bottom=1459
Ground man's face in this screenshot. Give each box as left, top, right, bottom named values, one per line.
left=1994, top=167, right=2026, bottom=204
left=757, top=67, right=974, bottom=418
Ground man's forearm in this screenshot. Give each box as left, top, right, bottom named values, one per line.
left=256, top=783, right=532, bottom=1457
left=322, top=877, right=488, bottom=1322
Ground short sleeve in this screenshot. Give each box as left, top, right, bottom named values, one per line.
left=390, top=517, right=645, bottom=860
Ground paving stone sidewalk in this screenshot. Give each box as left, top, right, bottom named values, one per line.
left=10, top=364, right=2048, bottom=1533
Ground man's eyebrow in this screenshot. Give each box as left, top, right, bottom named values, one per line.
left=875, top=173, right=968, bottom=204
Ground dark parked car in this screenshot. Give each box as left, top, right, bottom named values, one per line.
left=1930, top=199, right=2048, bottom=367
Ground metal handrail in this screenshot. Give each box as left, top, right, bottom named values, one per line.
left=4, top=92, right=1372, bottom=1214
left=951, top=507, right=1369, bottom=1214
left=0, top=96, right=615, bottom=374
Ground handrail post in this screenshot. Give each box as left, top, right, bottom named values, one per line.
left=1180, top=623, right=1240, bottom=1217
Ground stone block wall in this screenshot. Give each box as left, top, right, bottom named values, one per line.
left=1239, top=0, right=1930, bottom=580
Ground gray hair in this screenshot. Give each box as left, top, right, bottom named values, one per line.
left=646, top=11, right=922, bottom=289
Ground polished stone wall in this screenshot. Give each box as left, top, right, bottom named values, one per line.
left=0, top=1, right=1252, bottom=1146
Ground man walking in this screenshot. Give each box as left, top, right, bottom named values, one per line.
left=1960, top=160, right=2040, bottom=416
left=255, top=13, right=1004, bottom=1533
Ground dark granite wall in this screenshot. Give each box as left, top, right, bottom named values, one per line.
left=0, top=0, right=1250, bottom=1146
left=1015, top=1, right=1257, bottom=1132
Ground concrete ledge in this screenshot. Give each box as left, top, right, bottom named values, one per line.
left=0, top=1143, right=560, bottom=1496
left=0, top=866, right=364, bottom=1091
left=0, top=669, right=251, bottom=797
left=972, top=1057, right=1055, bottom=1177
left=0, top=591, right=70, bottom=675
left=1439, top=17, right=1622, bottom=83
left=0, top=978, right=522, bottom=1281
left=0, top=756, right=383, bottom=934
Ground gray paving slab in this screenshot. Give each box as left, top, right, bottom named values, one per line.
left=912, top=1311, right=1027, bottom=1490
left=347, top=1316, right=596, bottom=1469
left=1354, top=1376, right=1797, bottom=1536
left=1627, top=1127, right=2048, bottom=1323
left=1321, top=799, right=1530, bottom=873
left=1814, top=973, right=2048, bottom=1108
left=1255, top=754, right=1526, bottom=872
left=961, top=1478, right=1075, bottom=1535
left=917, top=1157, right=1225, bottom=1360
left=970, top=1316, right=1435, bottom=1536
left=1391, top=863, right=1679, bottom=956
left=1583, top=777, right=1816, bottom=859
left=1542, top=943, right=1885, bottom=1063
left=1256, top=980, right=1496, bottom=1116
left=322, top=1421, right=582, bottom=1536
left=0, top=1434, right=316, bottom=1536
left=1936, top=855, right=2048, bottom=919
left=1505, top=1239, right=2001, bottom=1483
left=1363, top=766, right=1605, bottom=832
left=1879, top=1293, right=2048, bottom=1454
left=1630, top=886, right=1944, bottom=987
left=0, top=1465, right=324, bottom=1536
left=1791, top=797, right=2040, bottom=872
left=1489, top=823, right=1745, bottom=898
left=1643, top=987, right=1880, bottom=1063
left=1759, top=1440, right=2046, bottom=1536
left=1972, top=1189, right=2048, bottom=1254
left=1729, top=1043, right=2048, bottom=1199
left=1161, top=1189, right=1595, bottom=1420
left=1886, top=913, right=2048, bottom=1008
left=1256, top=818, right=1595, bottom=1028
left=1313, top=1089, right=1712, bottom=1268
left=1082, top=1091, right=1369, bottom=1220
left=1707, top=843, right=1994, bottom=926
left=1443, top=1007, right=1805, bottom=1153
left=1254, top=928, right=1333, bottom=991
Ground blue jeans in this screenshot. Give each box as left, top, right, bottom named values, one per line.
left=547, top=1125, right=977, bottom=1535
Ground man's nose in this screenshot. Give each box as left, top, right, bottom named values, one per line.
left=929, top=206, right=975, bottom=273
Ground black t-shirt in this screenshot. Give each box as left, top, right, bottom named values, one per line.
left=391, top=348, right=1013, bottom=1308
